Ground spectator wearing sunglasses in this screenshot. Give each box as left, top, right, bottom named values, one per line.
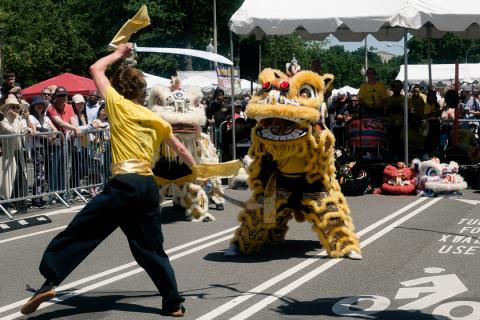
left=46, top=87, right=80, bottom=136
left=41, top=88, right=53, bottom=105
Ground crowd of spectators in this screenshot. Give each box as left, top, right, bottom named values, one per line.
left=204, top=88, right=253, bottom=161
left=327, top=67, right=480, bottom=162
left=2, top=67, right=480, bottom=214
left=0, top=72, right=110, bottom=214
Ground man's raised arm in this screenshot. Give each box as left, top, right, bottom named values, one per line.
left=89, top=43, right=133, bottom=99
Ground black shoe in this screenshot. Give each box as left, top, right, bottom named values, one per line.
left=21, top=284, right=56, bottom=314
left=32, top=199, right=45, bottom=209
left=162, top=305, right=185, bottom=317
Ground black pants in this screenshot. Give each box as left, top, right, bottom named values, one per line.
left=39, top=173, right=184, bottom=309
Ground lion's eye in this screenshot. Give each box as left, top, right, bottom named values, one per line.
left=299, top=84, right=316, bottom=98
left=426, top=168, right=437, bottom=177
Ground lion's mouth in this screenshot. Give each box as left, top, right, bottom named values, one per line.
left=256, top=118, right=307, bottom=141
left=172, top=124, right=197, bottom=133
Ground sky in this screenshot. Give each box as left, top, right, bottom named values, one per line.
left=326, top=34, right=406, bottom=55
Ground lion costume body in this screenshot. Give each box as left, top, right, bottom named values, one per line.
left=226, top=68, right=361, bottom=259
left=148, top=85, right=224, bottom=222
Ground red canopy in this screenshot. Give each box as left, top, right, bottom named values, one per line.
left=22, top=73, right=97, bottom=99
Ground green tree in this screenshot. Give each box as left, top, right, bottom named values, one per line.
left=0, top=0, right=95, bottom=86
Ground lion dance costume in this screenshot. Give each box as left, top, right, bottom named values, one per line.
left=148, top=85, right=225, bottom=222
left=226, top=68, right=362, bottom=259
left=412, top=158, right=467, bottom=196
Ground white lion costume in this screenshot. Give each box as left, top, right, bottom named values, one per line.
left=411, top=158, right=468, bottom=196
left=148, top=84, right=225, bottom=222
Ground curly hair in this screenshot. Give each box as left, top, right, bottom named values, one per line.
left=110, top=65, right=146, bottom=101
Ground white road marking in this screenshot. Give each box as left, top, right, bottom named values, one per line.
left=228, top=197, right=443, bottom=320
left=0, top=226, right=237, bottom=317
left=0, top=235, right=233, bottom=320
left=453, top=198, right=480, bottom=206
left=195, top=197, right=430, bottom=320
left=0, top=226, right=67, bottom=245
left=0, top=200, right=173, bottom=245
left=0, top=197, right=433, bottom=319
left=43, top=205, right=83, bottom=217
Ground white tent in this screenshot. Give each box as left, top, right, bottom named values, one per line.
left=142, top=72, right=171, bottom=89
left=177, top=70, right=260, bottom=93
left=230, top=0, right=480, bottom=41
left=396, top=63, right=480, bottom=85
left=331, top=86, right=359, bottom=98
left=229, top=0, right=480, bottom=163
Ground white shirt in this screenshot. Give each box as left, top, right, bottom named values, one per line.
left=86, top=102, right=101, bottom=124
left=28, top=114, right=56, bottom=148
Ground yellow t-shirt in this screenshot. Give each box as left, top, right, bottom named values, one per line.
left=358, top=82, right=389, bottom=109
left=104, top=86, right=173, bottom=168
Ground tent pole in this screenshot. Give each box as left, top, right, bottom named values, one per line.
left=403, top=28, right=409, bottom=165
left=427, top=25, right=432, bottom=88
left=259, top=44, right=262, bottom=74
left=230, top=30, right=237, bottom=160
left=364, top=36, right=368, bottom=81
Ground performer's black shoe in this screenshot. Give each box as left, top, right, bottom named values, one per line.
left=162, top=304, right=185, bottom=317
left=21, top=283, right=56, bottom=314
left=215, top=203, right=224, bottom=210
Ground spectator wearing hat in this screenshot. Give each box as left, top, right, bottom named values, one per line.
left=86, top=91, right=102, bottom=124
left=46, top=87, right=79, bottom=197
left=0, top=96, right=29, bottom=214
left=47, top=87, right=80, bottom=135
left=71, top=94, right=97, bottom=193
left=28, top=96, right=58, bottom=208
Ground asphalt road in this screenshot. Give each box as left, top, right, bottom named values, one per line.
left=0, top=187, right=479, bottom=320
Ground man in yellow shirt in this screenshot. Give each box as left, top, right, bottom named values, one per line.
left=409, top=85, right=427, bottom=118
left=358, top=67, right=389, bottom=116
left=21, top=43, right=194, bottom=317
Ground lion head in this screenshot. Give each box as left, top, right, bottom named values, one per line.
left=147, top=84, right=206, bottom=134
left=246, top=68, right=333, bottom=142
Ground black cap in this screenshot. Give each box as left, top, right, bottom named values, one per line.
left=54, top=86, right=68, bottom=96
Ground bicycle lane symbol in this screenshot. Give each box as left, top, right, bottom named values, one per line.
left=332, top=267, right=480, bottom=319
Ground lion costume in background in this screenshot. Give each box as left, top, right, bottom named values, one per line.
left=226, top=68, right=361, bottom=259
left=412, top=158, right=467, bottom=196
left=378, top=162, right=417, bottom=195
left=148, top=85, right=224, bottom=222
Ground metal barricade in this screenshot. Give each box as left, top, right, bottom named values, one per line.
left=66, top=128, right=111, bottom=202
left=0, top=131, right=68, bottom=219
left=0, top=128, right=112, bottom=220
